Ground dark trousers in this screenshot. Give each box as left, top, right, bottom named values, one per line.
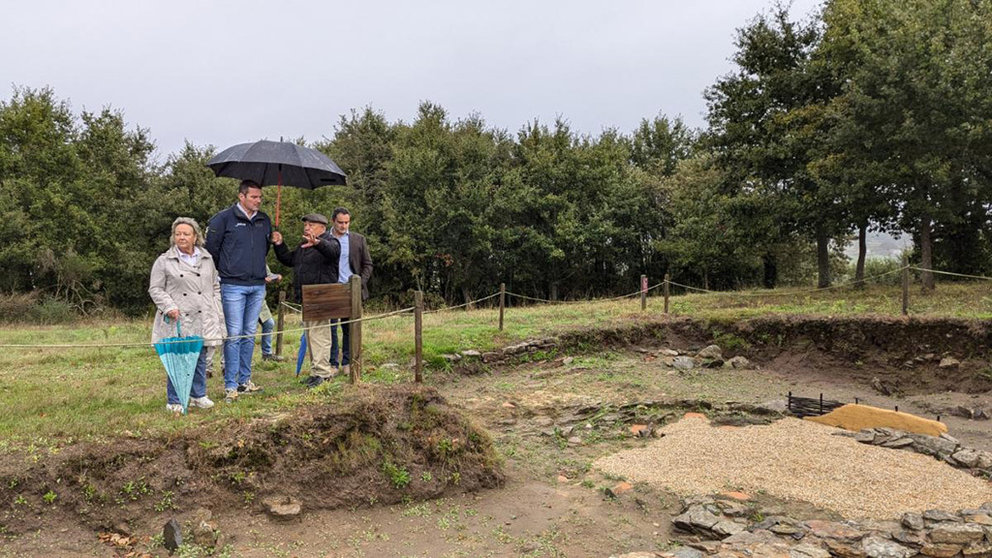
left=330, top=319, right=350, bottom=366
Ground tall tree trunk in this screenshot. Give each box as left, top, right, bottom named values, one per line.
left=550, top=281, right=558, bottom=302
left=816, top=226, right=830, bottom=288
left=703, top=269, right=709, bottom=291
left=855, top=221, right=867, bottom=288
left=920, top=214, right=935, bottom=292
left=462, top=286, right=474, bottom=310
left=762, top=251, right=777, bottom=289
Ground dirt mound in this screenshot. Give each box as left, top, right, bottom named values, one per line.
left=0, top=385, right=503, bottom=539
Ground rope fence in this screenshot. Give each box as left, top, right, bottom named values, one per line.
left=3, top=262, right=992, bottom=384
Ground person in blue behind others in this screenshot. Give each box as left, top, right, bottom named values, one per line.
left=206, top=180, right=273, bottom=403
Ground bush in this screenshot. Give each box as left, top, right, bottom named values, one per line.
left=852, top=257, right=903, bottom=286
left=33, top=297, right=79, bottom=324
left=0, top=291, right=80, bottom=324
left=0, top=291, right=39, bottom=322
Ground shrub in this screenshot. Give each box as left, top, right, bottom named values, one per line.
left=0, top=292, right=79, bottom=324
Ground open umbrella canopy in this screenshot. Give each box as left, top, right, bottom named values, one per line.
left=207, top=140, right=346, bottom=188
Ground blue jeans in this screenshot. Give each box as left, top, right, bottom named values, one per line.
left=260, top=317, right=275, bottom=355
left=167, top=347, right=208, bottom=404
left=221, top=283, right=266, bottom=390
left=330, top=320, right=350, bottom=367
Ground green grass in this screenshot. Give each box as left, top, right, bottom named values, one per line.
left=1, top=280, right=991, bottom=444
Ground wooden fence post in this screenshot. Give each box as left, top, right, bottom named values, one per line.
left=641, top=275, right=647, bottom=311
left=275, top=290, right=286, bottom=356
left=663, top=273, right=670, bottom=314
left=349, top=275, right=362, bottom=383
left=498, top=283, right=505, bottom=331
left=901, top=255, right=909, bottom=316
left=415, top=291, right=423, bottom=383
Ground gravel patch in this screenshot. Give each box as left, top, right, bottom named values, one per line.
left=594, top=416, right=992, bottom=519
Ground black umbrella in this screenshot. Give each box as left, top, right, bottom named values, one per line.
left=206, top=140, right=347, bottom=226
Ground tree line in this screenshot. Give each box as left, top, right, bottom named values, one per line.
left=1, top=0, right=990, bottom=316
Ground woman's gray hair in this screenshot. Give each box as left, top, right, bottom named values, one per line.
left=170, top=217, right=205, bottom=247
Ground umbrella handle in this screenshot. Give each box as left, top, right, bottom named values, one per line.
left=165, top=314, right=182, bottom=337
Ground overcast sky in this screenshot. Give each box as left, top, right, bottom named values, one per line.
left=2, top=0, right=822, bottom=161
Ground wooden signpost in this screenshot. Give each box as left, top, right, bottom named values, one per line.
left=301, top=275, right=363, bottom=383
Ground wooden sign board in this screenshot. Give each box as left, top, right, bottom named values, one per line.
left=302, top=283, right=353, bottom=321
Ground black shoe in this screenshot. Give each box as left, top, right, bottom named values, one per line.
left=305, top=375, right=325, bottom=389
left=237, top=381, right=263, bottom=394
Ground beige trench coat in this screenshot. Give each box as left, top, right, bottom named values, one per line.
left=149, top=246, right=224, bottom=346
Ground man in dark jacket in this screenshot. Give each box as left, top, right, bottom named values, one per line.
left=206, top=180, right=272, bottom=402
left=272, top=213, right=340, bottom=387
left=328, top=207, right=373, bottom=377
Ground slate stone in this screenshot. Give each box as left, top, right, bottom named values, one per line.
left=880, top=437, right=915, bottom=449
left=824, top=539, right=867, bottom=558
left=861, top=535, right=914, bottom=558
left=790, top=543, right=831, bottom=558
left=963, top=541, right=992, bottom=558
left=192, top=519, right=219, bottom=547
left=726, top=356, right=752, bottom=369
left=929, top=523, right=985, bottom=544
left=952, top=448, right=981, bottom=468
left=900, top=512, right=925, bottom=531
left=673, top=356, right=695, bottom=371
left=923, top=510, right=963, bottom=524
left=163, top=518, right=182, bottom=552
left=770, top=524, right=805, bottom=537
left=805, top=520, right=864, bottom=541
left=262, top=495, right=302, bottom=520
left=855, top=430, right=877, bottom=444
left=712, top=520, right=747, bottom=537
left=921, top=543, right=964, bottom=557
left=672, top=547, right=705, bottom=558
left=697, top=345, right=723, bottom=359
left=892, top=530, right=926, bottom=546
left=673, top=505, right=721, bottom=533
left=962, top=513, right=992, bottom=526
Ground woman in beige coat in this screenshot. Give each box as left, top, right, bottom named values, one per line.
left=149, top=217, right=224, bottom=413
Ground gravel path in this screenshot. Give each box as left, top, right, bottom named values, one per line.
left=595, top=416, right=992, bottom=519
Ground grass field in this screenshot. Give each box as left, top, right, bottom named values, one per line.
left=1, top=279, right=991, bottom=444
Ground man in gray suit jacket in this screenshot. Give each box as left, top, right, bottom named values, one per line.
left=329, top=207, right=374, bottom=375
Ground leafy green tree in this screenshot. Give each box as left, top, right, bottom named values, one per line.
left=317, top=108, right=396, bottom=297
left=68, top=107, right=157, bottom=311
left=821, top=0, right=992, bottom=290
left=706, top=5, right=846, bottom=288
left=657, top=154, right=765, bottom=289
left=0, top=87, right=81, bottom=294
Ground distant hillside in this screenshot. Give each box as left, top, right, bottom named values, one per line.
left=843, top=231, right=911, bottom=260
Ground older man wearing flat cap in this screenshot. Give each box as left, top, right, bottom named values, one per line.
left=271, top=213, right=341, bottom=387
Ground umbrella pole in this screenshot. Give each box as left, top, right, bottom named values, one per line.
left=275, top=169, right=283, bottom=227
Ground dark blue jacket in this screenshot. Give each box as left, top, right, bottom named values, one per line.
left=205, top=204, right=272, bottom=286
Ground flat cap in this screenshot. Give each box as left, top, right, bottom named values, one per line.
left=301, top=213, right=328, bottom=225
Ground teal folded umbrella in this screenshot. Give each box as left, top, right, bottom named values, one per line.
left=154, top=318, right=204, bottom=414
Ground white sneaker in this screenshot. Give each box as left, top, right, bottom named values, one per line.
left=189, top=396, right=214, bottom=409
left=341, top=364, right=351, bottom=376
left=165, top=403, right=183, bottom=413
